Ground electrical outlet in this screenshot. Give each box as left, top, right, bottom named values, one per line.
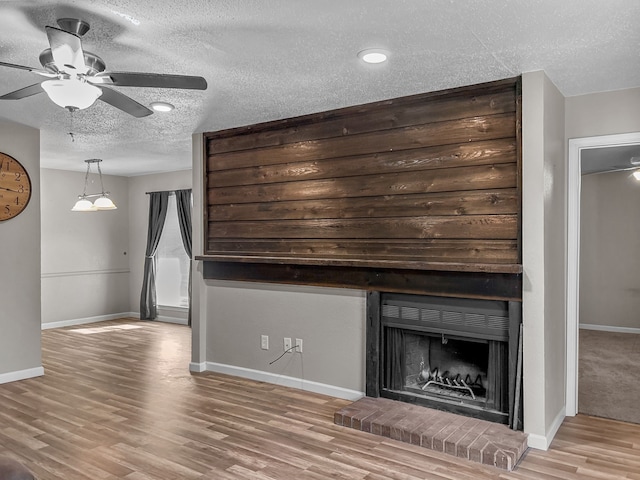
left=295, top=338, right=303, bottom=353
left=284, top=337, right=292, bottom=352
left=261, top=335, right=269, bottom=350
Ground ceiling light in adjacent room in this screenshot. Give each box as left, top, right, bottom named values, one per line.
left=358, top=49, right=389, bottom=64
left=632, top=170, right=640, bottom=181
left=150, top=102, right=174, bottom=112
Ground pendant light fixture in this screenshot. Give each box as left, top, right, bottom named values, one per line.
left=71, top=159, right=117, bottom=212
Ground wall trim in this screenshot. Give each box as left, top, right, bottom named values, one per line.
left=580, top=323, right=640, bottom=335
left=201, top=362, right=364, bottom=401
left=41, top=268, right=130, bottom=279
left=189, top=362, right=207, bottom=373
left=42, top=312, right=138, bottom=330
left=0, top=366, right=44, bottom=385
left=158, top=305, right=188, bottom=313
left=527, top=407, right=565, bottom=451
left=156, top=315, right=189, bottom=326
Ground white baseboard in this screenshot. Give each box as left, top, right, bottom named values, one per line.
left=42, top=312, right=138, bottom=330
left=189, top=362, right=207, bottom=373
left=527, top=407, right=565, bottom=450
left=0, top=366, right=44, bottom=385
left=580, top=323, right=640, bottom=334
left=156, top=315, right=189, bottom=326
left=201, top=362, right=364, bottom=401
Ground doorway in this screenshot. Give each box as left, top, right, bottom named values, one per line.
left=566, top=132, right=640, bottom=417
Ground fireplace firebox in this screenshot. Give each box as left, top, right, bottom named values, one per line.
left=367, top=292, right=523, bottom=428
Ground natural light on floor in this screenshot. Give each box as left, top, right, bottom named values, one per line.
left=70, top=324, right=144, bottom=334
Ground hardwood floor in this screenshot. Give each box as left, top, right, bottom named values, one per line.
left=1, top=319, right=639, bottom=479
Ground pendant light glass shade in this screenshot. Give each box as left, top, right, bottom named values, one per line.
left=71, top=198, right=98, bottom=212
left=42, top=77, right=103, bottom=110
left=94, top=196, right=117, bottom=210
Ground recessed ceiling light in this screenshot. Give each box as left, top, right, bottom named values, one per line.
left=150, top=102, right=174, bottom=113
left=358, top=49, right=389, bottom=64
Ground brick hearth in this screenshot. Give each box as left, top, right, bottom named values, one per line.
left=334, top=397, right=528, bottom=471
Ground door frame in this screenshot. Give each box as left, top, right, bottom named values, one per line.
left=566, top=132, right=640, bottom=416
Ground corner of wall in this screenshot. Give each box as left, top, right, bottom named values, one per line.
left=191, top=133, right=207, bottom=365
left=527, top=406, right=566, bottom=450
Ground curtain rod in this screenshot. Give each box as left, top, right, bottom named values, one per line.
left=145, top=188, right=192, bottom=195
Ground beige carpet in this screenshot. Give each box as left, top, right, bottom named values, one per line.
left=579, top=329, right=640, bottom=424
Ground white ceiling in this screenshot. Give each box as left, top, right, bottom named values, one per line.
left=0, top=0, right=639, bottom=177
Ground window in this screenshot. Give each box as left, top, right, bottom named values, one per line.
left=156, top=195, right=190, bottom=308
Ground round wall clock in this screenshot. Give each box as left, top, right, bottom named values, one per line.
left=0, top=152, right=32, bottom=222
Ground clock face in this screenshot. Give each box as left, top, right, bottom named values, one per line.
left=0, top=152, right=32, bottom=222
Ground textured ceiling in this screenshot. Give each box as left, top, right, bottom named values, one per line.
left=0, top=0, right=639, bottom=176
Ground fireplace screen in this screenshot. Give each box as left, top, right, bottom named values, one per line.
left=384, top=329, right=507, bottom=415
left=371, top=293, right=520, bottom=425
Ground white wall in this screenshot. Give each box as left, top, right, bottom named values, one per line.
left=580, top=171, right=640, bottom=329
left=0, top=120, right=42, bottom=383
left=521, top=71, right=567, bottom=449
left=566, top=87, right=640, bottom=139
left=206, top=280, right=366, bottom=392
left=127, top=169, right=192, bottom=319
left=41, top=168, right=130, bottom=327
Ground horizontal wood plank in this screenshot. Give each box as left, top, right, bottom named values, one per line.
left=207, top=88, right=516, bottom=155
left=208, top=112, right=516, bottom=171
left=208, top=139, right=517, bottom=188
left=201, top=261, right=523, bottom=298
left=203, top=78, right=522, bottom=273
left=210, top=214, right=518, bottom=240
left=208, top=164, right=517, bottom=205
left=209, top=189, right=518, bottom=222
left=205, top=239, right=519, bottom=264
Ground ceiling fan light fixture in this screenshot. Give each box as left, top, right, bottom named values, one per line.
left=358, top=48, right=389, bottom=64
left=150, top=101, right=174, bottom=112
left=41, top=77, right=102, bottom=110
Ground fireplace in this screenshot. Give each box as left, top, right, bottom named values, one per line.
left=367, top=292, right=523, bottom=428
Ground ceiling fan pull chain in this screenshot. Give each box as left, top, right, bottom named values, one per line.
left=68, top=110, right=75, bottom=142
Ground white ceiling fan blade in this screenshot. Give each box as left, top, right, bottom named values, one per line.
left=45, top=26, right=87, bottom=73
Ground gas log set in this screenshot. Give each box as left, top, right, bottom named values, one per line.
left=417, top=362, right=485, bottom=400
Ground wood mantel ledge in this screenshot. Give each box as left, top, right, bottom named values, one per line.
left=195, top=255, right=523, bottom=274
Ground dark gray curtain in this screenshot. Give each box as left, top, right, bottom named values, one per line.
left=175, top=189, right=193, bottom=326
left=139, top=191, right=170, bottom=320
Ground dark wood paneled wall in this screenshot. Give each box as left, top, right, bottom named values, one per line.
left=201, top=77, right=522, bottom=293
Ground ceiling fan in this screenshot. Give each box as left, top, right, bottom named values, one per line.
left=0, top=18, right=207, bottom=117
